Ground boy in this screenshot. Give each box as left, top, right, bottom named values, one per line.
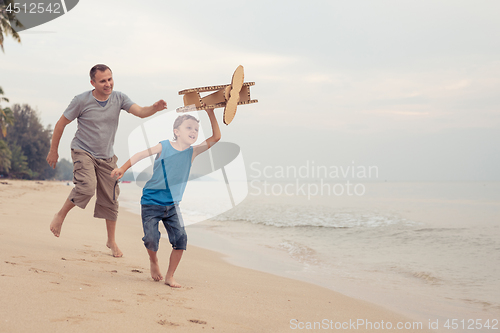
left=111, top=108, right=220, bottom=287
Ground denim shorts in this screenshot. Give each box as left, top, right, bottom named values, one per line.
left=141, top=204, right=187, bottom=251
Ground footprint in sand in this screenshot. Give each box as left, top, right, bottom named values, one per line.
left=61, top=257, right=86, bottom=262
left=158, top=320, right=179, bottom=326
left=30, top=267, right=51, bottom=274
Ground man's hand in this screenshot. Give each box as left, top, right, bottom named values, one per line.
left=153, top=100, right=167, bottom=112
left=46, top=150, right=59, bottom=169
left=46, top=115, right=72, bottom=169
left=129, top=100, right=167, bottom=118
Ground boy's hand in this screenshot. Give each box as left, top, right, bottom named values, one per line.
left=202, top=103, right=214, bottom=113
left=111, top=167, right=124, bottom=180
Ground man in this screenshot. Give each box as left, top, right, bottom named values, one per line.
left=46, top=64, right=167, bottom=257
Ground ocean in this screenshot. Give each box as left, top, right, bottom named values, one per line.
left=119, top=180, right=500, bottom=330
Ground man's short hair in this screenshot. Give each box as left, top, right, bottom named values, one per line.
left=90, top=64, right=112, bottom=81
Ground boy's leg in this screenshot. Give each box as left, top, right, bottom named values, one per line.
left=163, top=205, right=187, bottom=288
left=165, top=249, right=183, bottom=288
left=147, top=249, right=163, bottom=281
left=105, top=219, right=123, bottom=258
left=141, top=205, right=164, bottom=281
left=50, top=198, right=76, bottom=237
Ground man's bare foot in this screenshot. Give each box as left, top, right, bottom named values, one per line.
left=150, top=259, right=163, bottom=281
left=50, top=213, right=64, bottom=237
left=165, top=277, right=181, bottom=288
left=106, top=242, right=123, bottom=258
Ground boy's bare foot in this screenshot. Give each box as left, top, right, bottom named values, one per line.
left=150, top=259, right=163, bottom=281
left=106, top=242, right=123, bottom=258
left=165, top=277, right=181, bottom=288
left=50, top=213, right=64, bottom=237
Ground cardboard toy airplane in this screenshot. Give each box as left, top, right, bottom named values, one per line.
left=176, top=65, right=258, bottom=125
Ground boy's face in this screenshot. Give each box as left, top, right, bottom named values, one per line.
left=175, top=119, right=199, bottom=144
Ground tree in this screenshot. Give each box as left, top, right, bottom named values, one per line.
left=0, top=86, right=15, bottom=137
left=0, top=0, right=23, bottom=52
left=0, top=86, right=13, bottom=174
left=8, top=143, right=31, bottom=178
left=7, top=104, right=55, bottom=179
left=0, top=139, right=11, bottom=173
left=55, top=158, right=73, bottom=180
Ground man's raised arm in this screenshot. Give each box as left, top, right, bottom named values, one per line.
left=128, top=100, right=167, bottom=119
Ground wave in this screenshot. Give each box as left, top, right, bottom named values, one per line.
left=211, top=202, right=414, bottom=229
left=277, top=240, right=321, bottom=265
left=414, top=227, right=467, bottom=233
left=410, top=271, right=443, bottom=285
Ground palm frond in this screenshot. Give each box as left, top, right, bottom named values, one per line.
left=0, top=1, right=22, bottom=52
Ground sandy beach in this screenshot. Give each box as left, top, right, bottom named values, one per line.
left=0, top=180, right=435, bottom=332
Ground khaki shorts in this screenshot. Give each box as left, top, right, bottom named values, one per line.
left=68, top=149, right=120, bottom=221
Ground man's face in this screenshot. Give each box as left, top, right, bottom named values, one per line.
left=91, top=69, right=114, bottom=98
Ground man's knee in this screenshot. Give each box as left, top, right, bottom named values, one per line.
left=69, top=189, right=95, bottom=209
left=71, top=170, right=97, bottom=209
left=94, top=203, right=118, bottom=221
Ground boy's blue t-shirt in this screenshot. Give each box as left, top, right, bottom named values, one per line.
left=141, top=140, right=193, bottom=206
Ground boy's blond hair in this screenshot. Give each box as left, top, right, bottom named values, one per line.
left=173, top=114, right=199, bottom=141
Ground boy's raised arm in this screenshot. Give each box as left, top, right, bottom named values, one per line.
left=111, top=143, right=162, bottom=179
left=193, top=108, right=221, bottom=159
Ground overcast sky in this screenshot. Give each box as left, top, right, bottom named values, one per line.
left=1, top=0, right=499, bottom=181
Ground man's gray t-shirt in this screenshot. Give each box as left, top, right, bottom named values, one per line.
left=63, top=90, right=134, bottom=159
